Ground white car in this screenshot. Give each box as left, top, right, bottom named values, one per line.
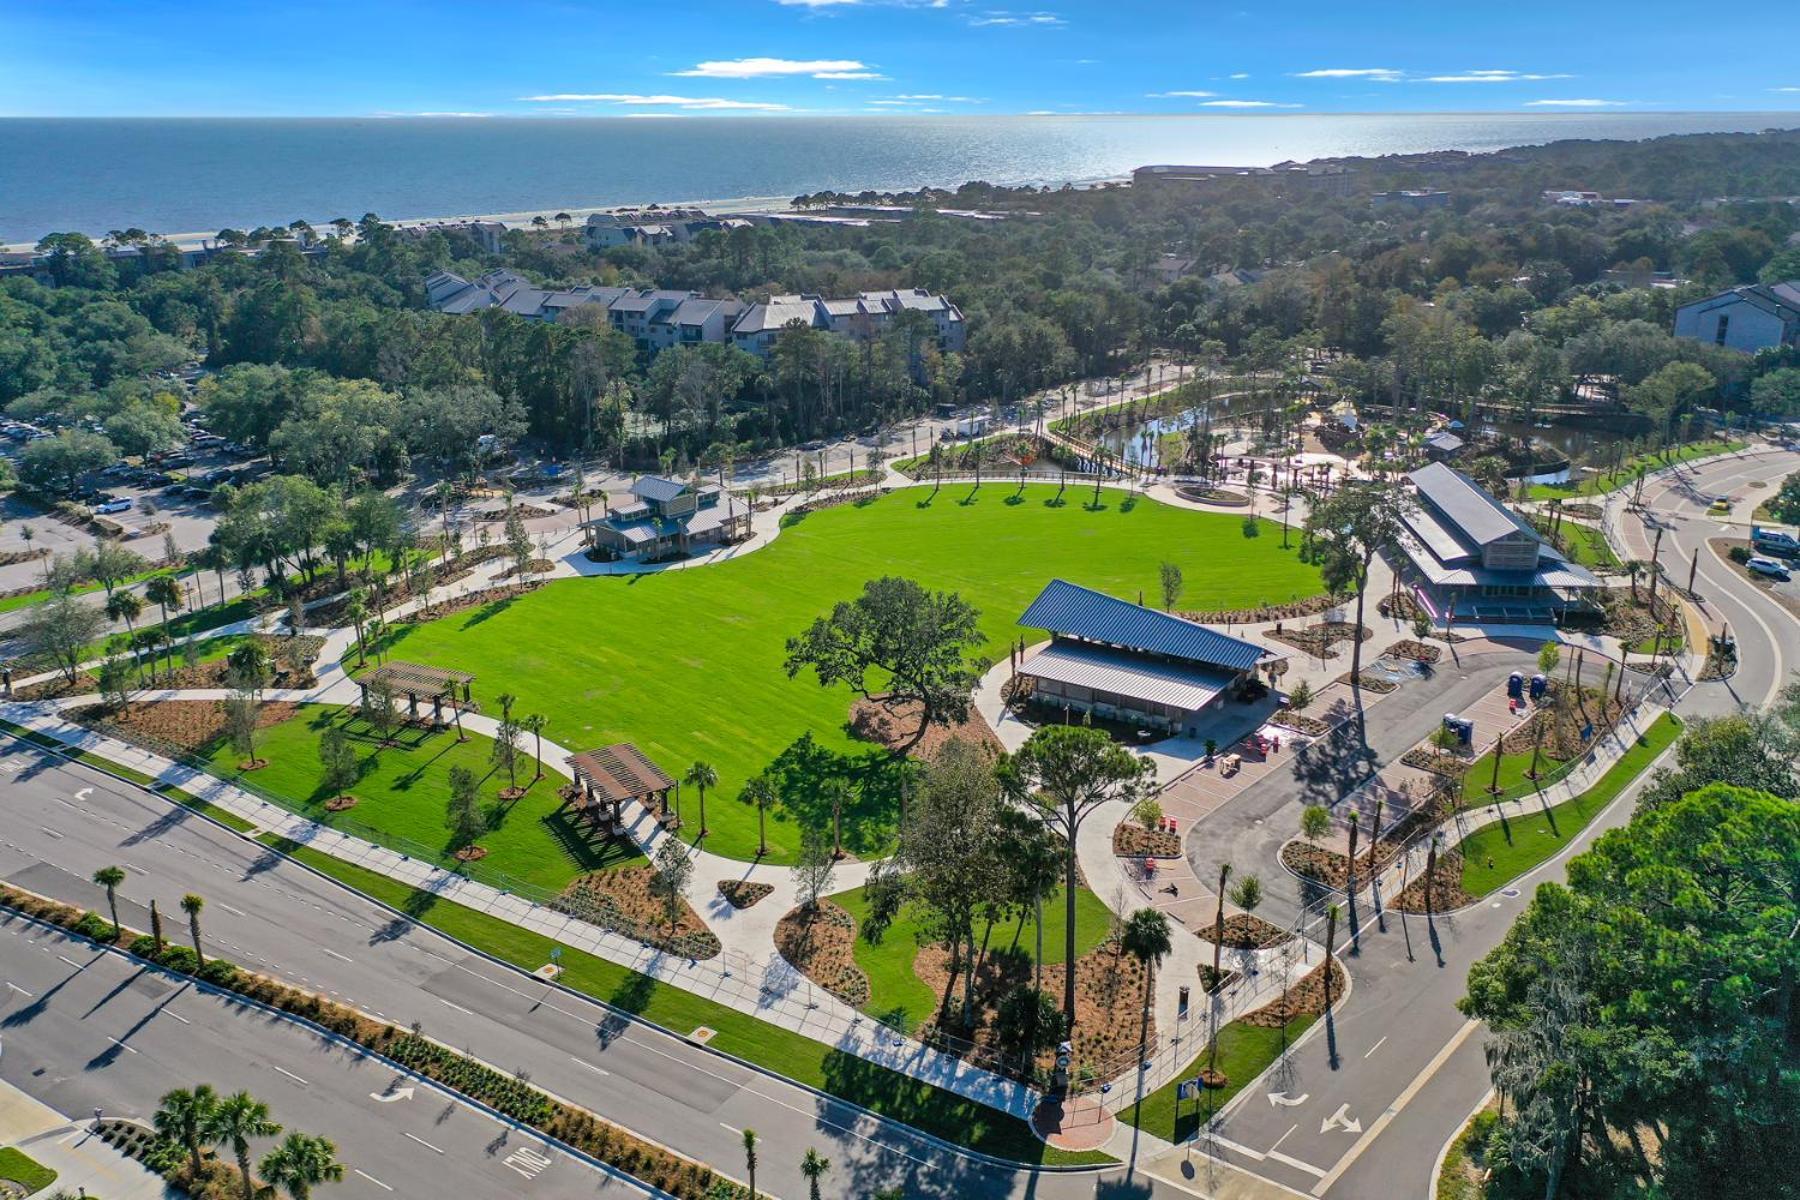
left=94, top=497, right=133, bottom=515
left=1746, top=556, right=1791, bottom=581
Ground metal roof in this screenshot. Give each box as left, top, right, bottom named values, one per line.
left=565, top=743, right=675, bottom=804
left=630, top=475, right=692, bottom=504
left=1409, top=462, right=1537, bottom=548
left=1018, top=579, right=1269, bottom=672
left=1022, top=641, right=1234, bottom=712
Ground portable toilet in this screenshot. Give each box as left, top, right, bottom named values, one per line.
left=1506, top=672, right=1524, bottom=700
left=1529, top=674, right=1548, bottom=702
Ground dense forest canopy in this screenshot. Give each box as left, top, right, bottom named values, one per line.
left=4, top=129, right=1799, bottom=482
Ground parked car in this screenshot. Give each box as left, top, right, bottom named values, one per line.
left=94, top=497, right=134, bottom=515
left=163, top=482, right=189, bottom=496
left=1746, top=556, right=1791, bottom=581
left=202, top=467, right=234, bottom=484
left=182, top=485, right=212, bottom=500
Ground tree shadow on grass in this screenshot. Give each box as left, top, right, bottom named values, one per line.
left=760, top=732, right=908, bottom=858
left=543, top=810, right=641, bottom=874
left=459, top=596, right=519, bottom=631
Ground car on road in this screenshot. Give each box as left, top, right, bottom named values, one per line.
left=94, top=497, right=134, bottom=515
left=799, top=439, right=826, bottom=451
left=1746, top=556, right=1792, bottom=581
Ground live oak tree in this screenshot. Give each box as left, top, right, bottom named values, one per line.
left=317, top=725, right=359, bottom=799
left=1302, top=481, right=1410, bottom=697
left=445, top=765, right=483, bottom=850
left=22, top=592, right=106, bottom=684
left=1462, top=784, right=1800, bottom=1200
left=1005, top=724, right=1155, bottom=1027
left=649, top=838, right=694, bottom=932
left=785, top=576, right=983, bottom=751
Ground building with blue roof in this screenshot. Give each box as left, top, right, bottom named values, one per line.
left=1015, top=579, right=1276, bottom=735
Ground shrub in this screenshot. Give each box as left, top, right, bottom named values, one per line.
left=72, top=910, right=114, bottom=941
left=1728, top=544, right=1752, bottom=564
left=1241, top=515, right=1261, bottom=538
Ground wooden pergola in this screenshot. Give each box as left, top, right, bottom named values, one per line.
left=358, top=661, right=477, bottom=734
left=562, top=743, right=677, bottom=833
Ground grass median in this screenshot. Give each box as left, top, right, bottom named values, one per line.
left=1117, top=1016, right=1317, bottom=1144
left=262, top=837, right=1111, bottom=1167
left=1458, top=712, right=1681, bottom=898
left=1524, top=440, right=1746, bottom=501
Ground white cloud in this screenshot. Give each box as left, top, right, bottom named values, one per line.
left=775, top=0, right=860, bottom=6
left=1525, top=98, right=1624, bottom=107
left=1774, top=86, right=1800, bottom=93
left=969, top=11, right=1066, bottom=26
left=1422, top=69, right=1574, bottom=83
left=1148, top=90, right=1216, bottom=98
left=1201, top=99, right=1301, bottom=108
left=893, top=93, right=984, bottom=101
left=1293, top=67, right=1401, bottom=81
left=814, top=71, right=888, bottom=79
left=1229, top=72, right=1249, bottom=80
left=521, top=92, right=794, bottom=110
left=672, top=57, right=873, bottom=78
left=621, top=113, right=688, bottom=118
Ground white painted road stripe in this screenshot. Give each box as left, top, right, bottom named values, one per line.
left=165, top=1010, right=190, bottom=1024
left=436, top=997, right=473, bottom=1015
left=321, top=948, right=353, bottom=963
left=107, top=1037, right=138, bottom=1054
left=1363, top=1036, right=1388, bottom=1058
left=1312, top=1018, right=1483, bottom=1196
left=272, top=1066, right=308, bottom=1085
left=57, top=955, right=85, bottom=969
left=402, top=1132, right=444, bottom=1155
left=354, top=1169, right=393, bottom=1191
left=218, top=902, right=246, bottom=917
left=5, top=982, right=34, bottom=997
left=571, top=1058, right=610, bottom=1076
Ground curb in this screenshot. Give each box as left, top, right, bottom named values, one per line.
left=0, top=723, right=1114, bottom=1176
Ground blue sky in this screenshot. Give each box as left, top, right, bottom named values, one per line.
left=2, top=0, right=1795, bottom=117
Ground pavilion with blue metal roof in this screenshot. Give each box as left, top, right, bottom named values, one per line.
left=1015, top=580, right=1276, bottom=735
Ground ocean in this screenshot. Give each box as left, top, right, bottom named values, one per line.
left=1, top=112, right=1796, bottom=245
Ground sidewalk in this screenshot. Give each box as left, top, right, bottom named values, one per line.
left=0, top=1080, right=179, bottom=1200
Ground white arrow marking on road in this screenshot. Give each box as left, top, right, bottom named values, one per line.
left=368, top=1087, right=414, bottom=1103
left=1320, top=1103, right=1362, bottom=1135
left=74, top=788, right=92, bottom=802
left=1266, top=1091, right=1309, bottom=1107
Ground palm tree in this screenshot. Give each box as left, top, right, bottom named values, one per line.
left=92, top=865, right=126, bottom=938
left=742, top=774, right=778, bottom=858
left=106, top=590, right=145, bottom=682
left=258, top=1131, right=344, bottom=1200
left=180, top=893, right=205, bottom=967
left=206, top=1090, right=281, bottom=1200
left=1121, top=908, right=1172, bottom=1065
left=741, top=1128, right=758, bottom=1200
left=799, top=1148, right=831, bottom=1200
left=154, top=1084, right=219, bottom=1179
left=824, top=777, right=851, bottom=859
left=523, top=713, right=548, bottom=782
left=144, top=575, right=183, bottom=681
left=346, top=591, right=369, bottom=668
left=684, top=760, right=718, bottom=841
left=1345, top=812, right=1360, bottom=892
left=1323, top=904, right=1341, bottom=1010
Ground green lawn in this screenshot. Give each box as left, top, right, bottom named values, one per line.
left=1525, top=440, right=1746, bottom=501
left=1458, top=712, right=1681, bottom=897
left=365, top=485, right=1323, bottom=864
left=0, top=1147, right=56, bottom=1195
left=266, top=839, right=1110, bottom=1166
left=203, top=705, right=644, bottom=896
left=1546, top=521, right=1620, bottom=569
left=1118, top=1016, right=1317, bottom=1143
left=832, top=879, right=1115, bottom=1031
left=0, top=564, right=170, bottom=615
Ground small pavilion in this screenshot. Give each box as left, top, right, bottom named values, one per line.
left=563, top=743, right=678, bottom=833
left=357, top=661, right=477, bottom=731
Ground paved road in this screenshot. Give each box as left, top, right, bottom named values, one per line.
left=1180, top=448, right=1800, bottom=1199
left=0, top=914, right=654, bottom=1200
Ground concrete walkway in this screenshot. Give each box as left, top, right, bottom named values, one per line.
left=0, top=1080, right=179, bottom=1200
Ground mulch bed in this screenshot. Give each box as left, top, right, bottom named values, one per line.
left=775, top=901, right=871, bottom=1006
left=1198, top=963, right=1240, bottom=995
left=1269, top=707, right=1331, bottom=736
left=454, top=845, right=488, bottom=862
left=496, top=558, right=558, bottom=579
left=1401, top=747, right=1469, bottom=777
left=1337, top=670, right=1399, bottom=693
left=74, top=698, right=300, bottom=757
left=914, top=936, right=1156, bottom=1080
left=391, top=582, right=540, bottom=623
left=1501, top=691, right=1624, bottom=760
left=716, top=880, right=773, bottom=909
left=849, top=694, right=1004, bottom=761
left=1267, top=621, right=1370, bottom=660
left=552, top=870, right=721, bottom=960
left=1280, top=837, right=1406, bottom=891
left=1181, top=593, right=1349, bottom=626
left=1216, top=912, right=1293, bottom=950
left=1113, top=823, right=1182, bottom=858
left=1561, top=502, right=1603, bottom=519
left=324, top=795, right=358, bottom=811
left=1386, top=639, right=1443, bottom=664
left=1241, top=957, right=1347, bottom=1026
left=16, top=635, right=323, bottom=702
left=1390, top=850, right=1475, bottom=914
left=1377, top=593, right=1426, bottom=622
left=1174, top=485, right=1251, bottom=507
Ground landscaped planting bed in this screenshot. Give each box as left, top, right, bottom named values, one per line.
left=1387, top=638, right=1442, bottom=664
left=363, top=485, right=1325, bottom=864
left=1402, top=746, right=1469, bottom=777
left=1269, top=706, right=1331, bottom=736
left=0, top=881, right=744, bottom=1200
left=716, top=879, right=773, bottom=909
left=1390, top=850, right=1475, bottom=914
left=1113, top=822, right=1182, bottom=858
left=1182, top=592, right=1346, bottom=626
left=1280, top=837, right=1407, bottom=891
left=16, top=633, right=323, bottom=701
left=76, top=698, right=300, bottom=758
left=774, top=900, right=871, bottom=1005
left=849, top=694, right=1004, bottom=760
left=1242, top=957, right=1345, bottom=1026
left=1337, top=670, right=1399, bottom=693
left=1216, top=912, right=1293, bottom=950
left=553, top=869, right=721, bottom=959
left=1267, top=621, right=1369, bottom=659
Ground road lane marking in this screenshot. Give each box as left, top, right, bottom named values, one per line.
left=1311, top=1018, right=1482, bottom=1196
left=719, top=1123, right=742, bottom=1135
left=321, top=948, right=354, bottom=963
left=5, top=982, right=33, bottom=997
left=57, top=955, right=85, bottom=969
left=1362, top=1036, right=1387, bottom=1059
left=107, top=1037, right=138, bottom=1054
left=436, top=997, right=474, bottom=1015
left=402, top=1132, right=444, bottom=1155
left=571, top=1058, right=610, bottom=1076
left=353, top=1169, right=393, bottom=1191
left=503, top=1146, right=553, bottom=1179
left=1270, top=1123, right=1298, bottom=1153
left=1269, top=1149, right=1329, bottom=1179
left=272, top=1066, right=308, bottom=1086
left=40, top=828, right=64, bottom=840
left=164, top=1010, right=190, bottom=1024
left=217, top=902, right=246, bottom=917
